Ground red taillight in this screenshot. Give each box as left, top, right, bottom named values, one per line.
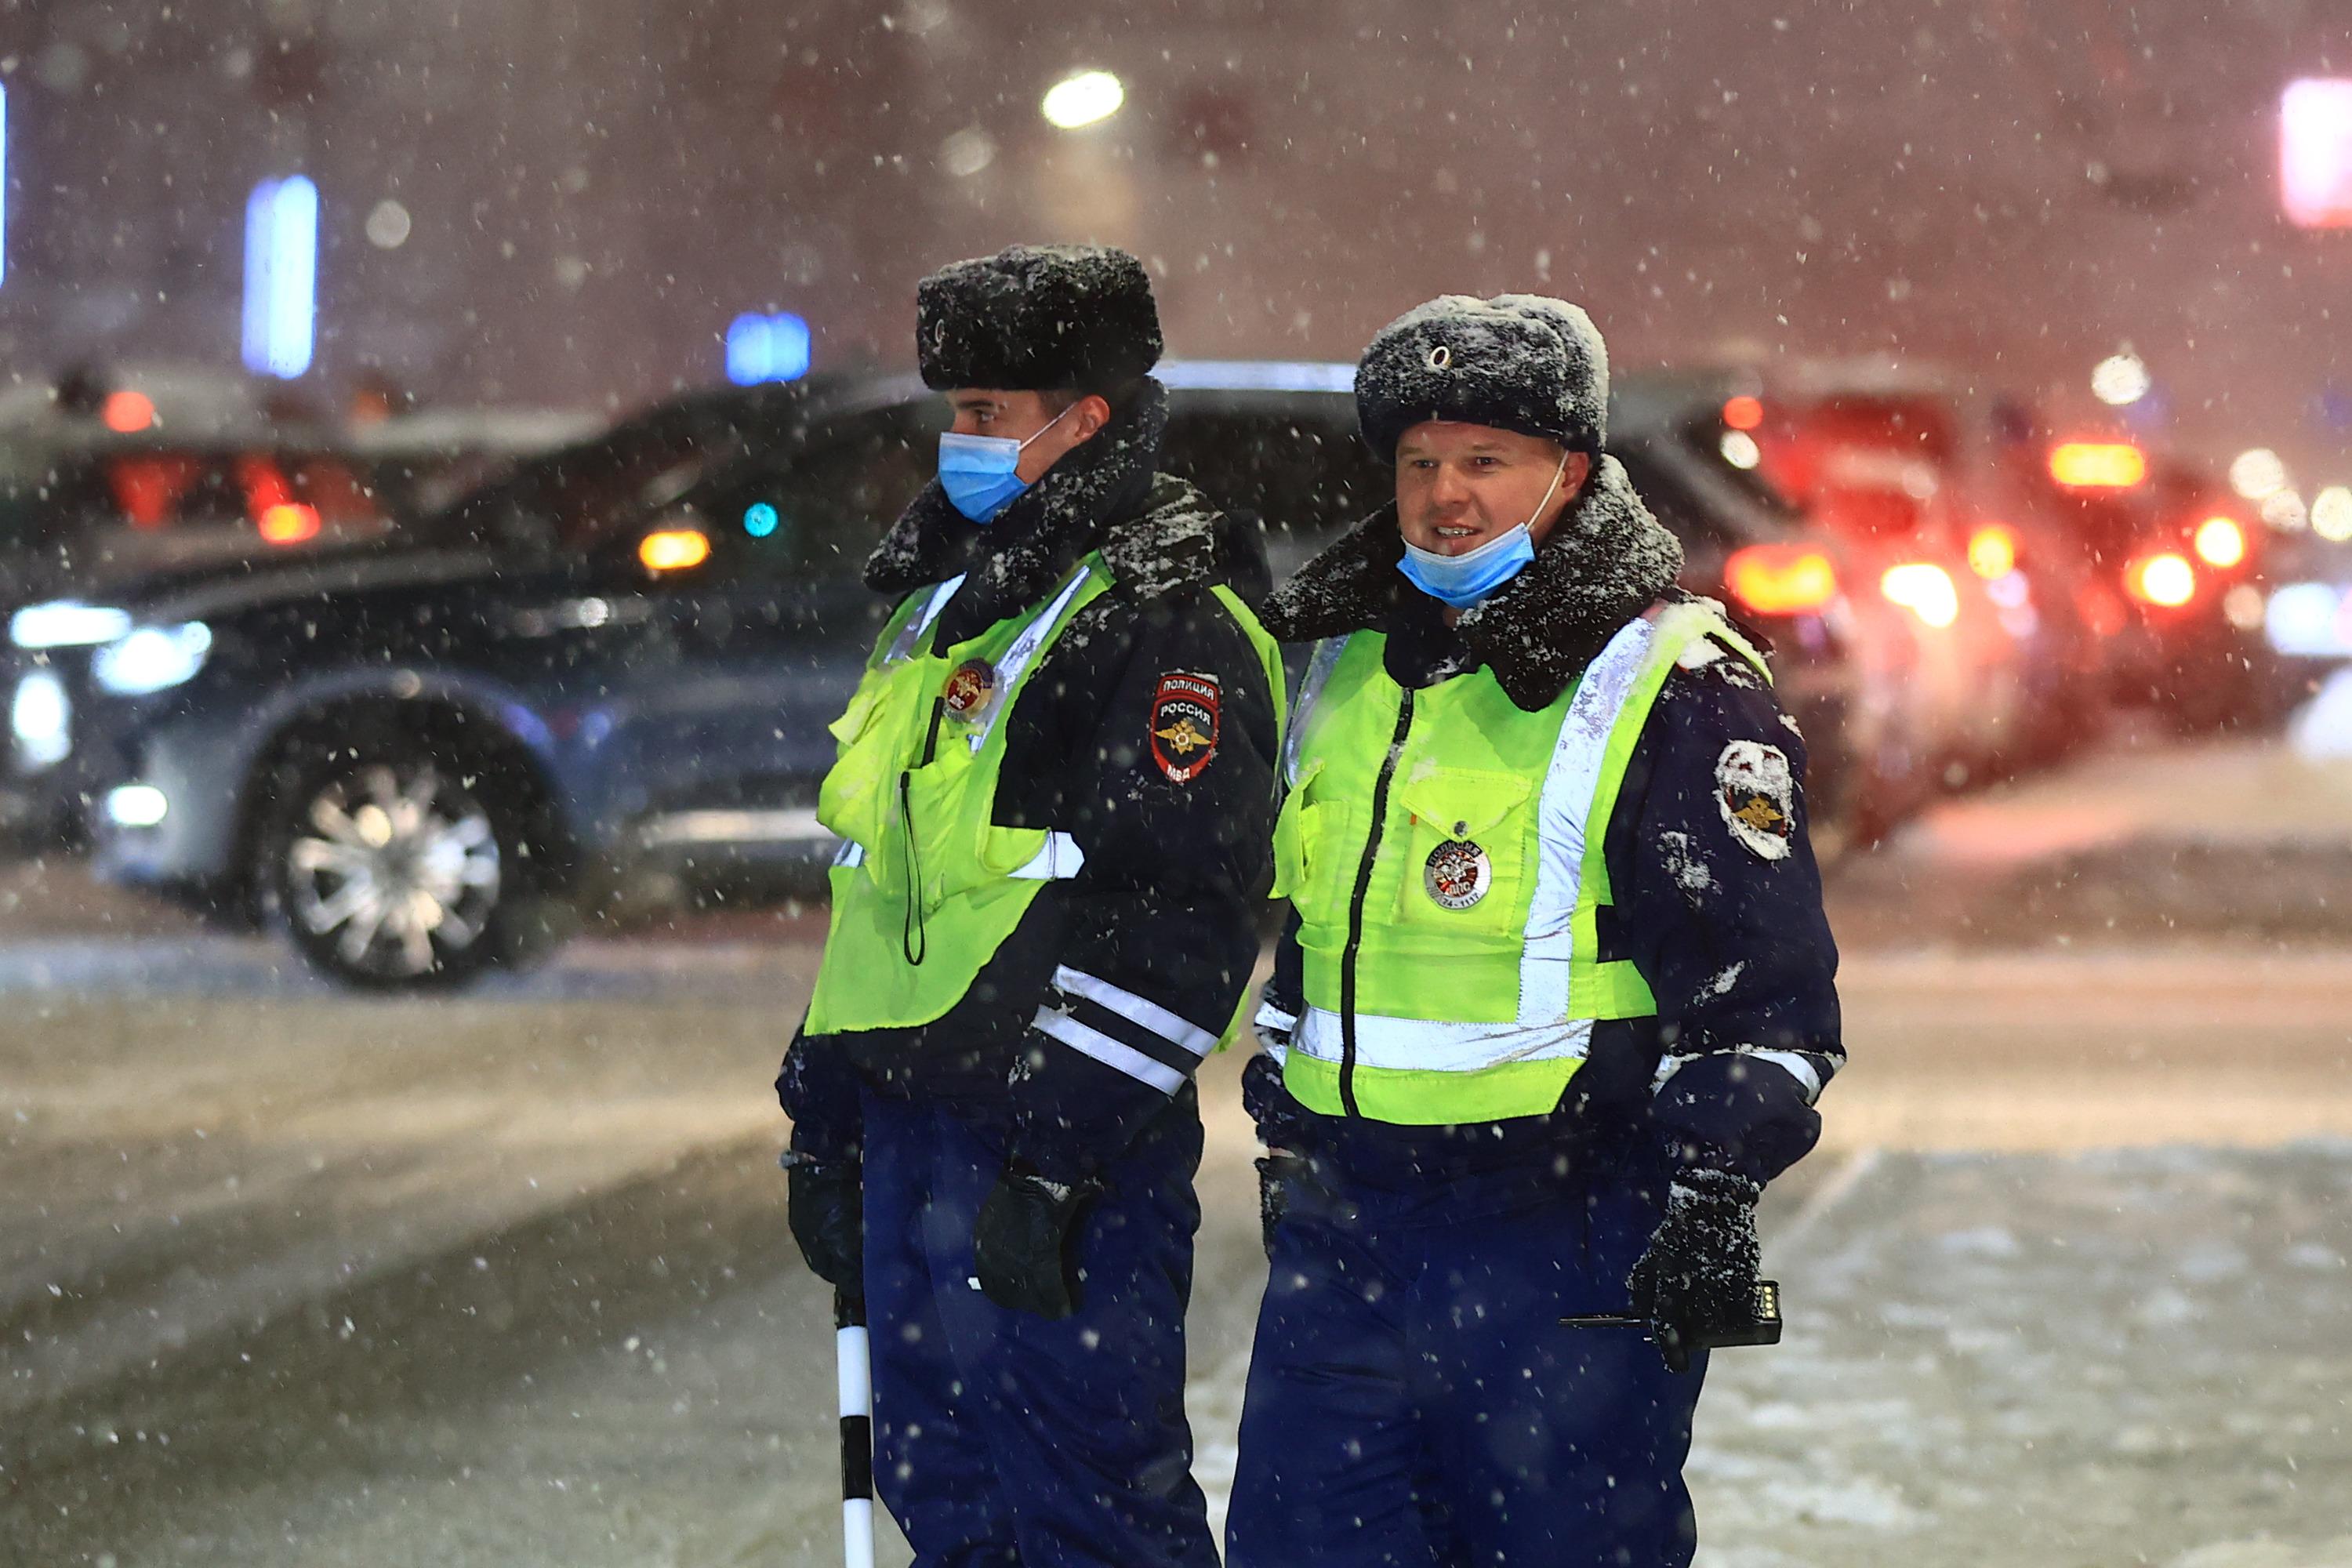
left=258, top=503, right=321, bottom=545
left=1967, top=524, right=2017, bottom=579
left=2126, top=552, right=2197, bottom=608
left=1880, top=562, right=1961, bottom=629
left=1725, top=544, right=1838, bottom=616
left=2193, top=516, right=2246, bottom=568
left=101, top=390, right=156, bottom=433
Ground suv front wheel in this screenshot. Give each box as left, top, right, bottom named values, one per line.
left=263, top=742, right=519, bottom=989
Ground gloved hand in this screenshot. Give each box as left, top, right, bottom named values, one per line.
left=1255, top=1150, right=1308, bottom=1258
left=973, top=1163, right=1101, bottom=1319
left=1624, top=1167, right=1763, bottom=1373
left=784, top=1153, right=864, bottom=1292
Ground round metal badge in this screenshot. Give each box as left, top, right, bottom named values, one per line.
left=1423, top=839, right=1492, bottom=910
left=942, top=658, right=996, bottom=720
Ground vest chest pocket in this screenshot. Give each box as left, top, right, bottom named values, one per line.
left=1271, top=758, right=1348, bottom=927
left=1389, top=767, right=1534, bottom=932
left=816, top=658, right=933, bottom=870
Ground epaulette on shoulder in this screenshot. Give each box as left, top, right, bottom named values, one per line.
left=1099, top=474, right=1229, bottom=603
left=1668, top=633, right=1771, bottom=693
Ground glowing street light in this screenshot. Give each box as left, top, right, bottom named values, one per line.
left=2282, top=79, right=2352, bottom=229
left=2314, top=486, right=2352, bottom=543
left=1043, top=71, right=1124, bottom=130
left=2090, top=352, right=2151, bottom=406
left=242, top=176, right=318, bottom=379
left=2230, top=448, right=2289, bottom=500
left=2263, top=489, right=2310, bottom=532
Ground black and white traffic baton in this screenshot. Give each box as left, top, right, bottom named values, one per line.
left=835, top=1289, right=876, bottom=1568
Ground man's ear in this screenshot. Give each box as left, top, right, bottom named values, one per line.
left=1563, top=449, right=1595, bottom=495
left=1071, top=394, right=1114, bottom=442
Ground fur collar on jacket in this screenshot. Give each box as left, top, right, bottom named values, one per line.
left=862, top=378, right=1252, bottom=608
left=1262, top=454, right=1684, bottom=711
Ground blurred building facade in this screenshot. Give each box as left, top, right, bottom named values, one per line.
left=2, top=0, right=2350, bottom=472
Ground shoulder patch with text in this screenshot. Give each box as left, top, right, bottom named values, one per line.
left=1715, top=740, right=1795, bottom=861
left=1149, top=672, right=1221, bottom=783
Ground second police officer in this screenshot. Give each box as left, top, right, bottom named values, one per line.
left=1225, top=295, right=1843, bottom=1567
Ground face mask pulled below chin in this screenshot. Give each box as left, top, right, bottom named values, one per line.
left=1398, top=523, right=1538, bottom=609
left=936, top=403, right=1074, bottom=524
left=1395, top=452, right=1570, bottom=609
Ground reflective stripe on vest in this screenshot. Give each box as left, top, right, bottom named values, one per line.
left=1276, top=601, right=1769, bottom=1123
left=836, top=828, right=1084, bottom=880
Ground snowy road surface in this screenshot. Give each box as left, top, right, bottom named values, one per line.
left=5, top=730, right=2352, bottom=1566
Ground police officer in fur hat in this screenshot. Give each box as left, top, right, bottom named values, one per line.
left=777, top=245, right=1282, bottom=1567
left=1225, top=295, right=1842, bottom=1567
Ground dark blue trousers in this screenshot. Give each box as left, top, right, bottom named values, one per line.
left=860, top=1088, right=1219, bottom=1568
left=1226, top=1154, right=1705, bottom=1568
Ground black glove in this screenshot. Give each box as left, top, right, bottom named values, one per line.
left=1624, top=1167, right=1763, bottom=1373
left=1255, top=1150, right=1307, bottom=1258
left=973, top=1163, right=1101, bottom=1319
left=784, top=1154, right=864, bottom=1293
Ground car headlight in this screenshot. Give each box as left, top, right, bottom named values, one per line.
left=9, top=600, right=133, bottom=650
left=94, top=622, right=214, bottom=695
left=10, top=670, right=71, bottom=768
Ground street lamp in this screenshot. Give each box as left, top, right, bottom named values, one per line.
left=1042, top=71, right=1123, bottom=130
left=2090, top=351, right=2150, bottom=407
left=242, top=176, right=318, bottom=379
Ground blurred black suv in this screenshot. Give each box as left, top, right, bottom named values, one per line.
left=38, top=365, right=1844, bottom=988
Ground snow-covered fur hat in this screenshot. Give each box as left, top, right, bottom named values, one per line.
left=916, top=244, right=1163, bottom=395
left=1355, top=293, right=1609, bottom=464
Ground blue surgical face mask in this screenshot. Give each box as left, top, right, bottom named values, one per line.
left=1396, top=451, right=1570, bottom=609
left=936, top=402, right=1075, bottom=524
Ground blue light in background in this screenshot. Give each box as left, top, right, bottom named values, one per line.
left=742, top=501, right=780, bottom=538
left=726, top=312, right=811, bottom=385
left=241, top=176, right=318, bottom=379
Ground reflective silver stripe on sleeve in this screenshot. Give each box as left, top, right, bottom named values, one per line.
left=1005, top=831, right=1087, bottom=880
left=833, top=840, right=866, bottom=869
left=1652, top=1047, right=1828, bottom=1105
left=1033, top=1007, right=1187, bottom=1094
left=1053, top=966, right=1218, bottom=1058
left=1254, top=1001, right=1299, bottom=1040
left=1741, top=1048, right=1827, bottom=1104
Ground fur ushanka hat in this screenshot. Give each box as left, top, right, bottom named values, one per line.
left=916, top=244, right=1163, bottom=394
left=1355, top=293, right=1609, bottom=463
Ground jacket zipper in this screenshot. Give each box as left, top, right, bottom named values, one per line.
left=1338, top=689, right=1414, bottom=1117
left=898, top=695, right=948, bottom=966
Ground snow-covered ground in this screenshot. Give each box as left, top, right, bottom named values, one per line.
left=1691, top=1144, right=2352, bottom=1568
left=6, top=727, right=2352, bottom=1565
